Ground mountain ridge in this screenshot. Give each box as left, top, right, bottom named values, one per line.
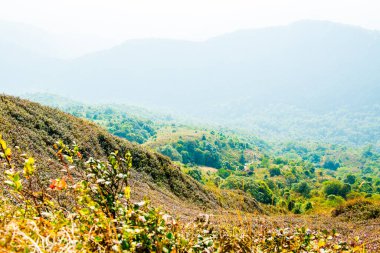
left=2, top=20, right=380, bottom=112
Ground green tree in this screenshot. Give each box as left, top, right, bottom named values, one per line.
left=344, top=174, right=356, bottom=185
left=294, top=182, right=311, bottom=197
left=269, top=167, right=281, bottom=177
left=187, top=169, right=203, bottom=183
left=323, top=181, right=351, bottom=198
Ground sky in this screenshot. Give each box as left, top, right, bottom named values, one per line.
left=1, top=0, right=379, bottom=43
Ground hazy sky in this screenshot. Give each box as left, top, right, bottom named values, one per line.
left=1, top=0, right=379, bottom=42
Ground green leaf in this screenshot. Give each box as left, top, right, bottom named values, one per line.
left=13, top=173, right=20, bottom=181
left=166, top=232, right=174, bottom=240
left=94, top=236, right=102, bottom=243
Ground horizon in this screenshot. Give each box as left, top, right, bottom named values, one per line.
left=2, top=0, right=380, bottom=58
left=1, top=18, right=379, bottom=60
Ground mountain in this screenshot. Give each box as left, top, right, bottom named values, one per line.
left=2, top=20, right=380, bottom=144
left=0, top=20, right=114, bottom=59
left=2, top=20, right=380, bottom=110
left=48, top=20, right=380, bottom=110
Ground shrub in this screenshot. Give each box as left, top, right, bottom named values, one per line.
left=220, top=177, right=274, bottom=204
left=326, top=195, right=345, bottom=207
left=344, top=174, right=356, bottom=185
left=0, top=136, right=186, bottom=252
left=332, top=199, right=380, bottom=221
left=269, top=167, right=281, bottom=177
left=304, top=201, right=313, bottom=211
left=187, top=169, right=203, bottom=183
left=322, top=159, right=340, bottom=170
left=323, top=181, right=351, bottom=198
left=217, top=168, right=231, bottom=179
left=294, top=181, right=311, bottom=197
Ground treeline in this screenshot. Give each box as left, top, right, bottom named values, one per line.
left=68, top=105, right=157, bottom=144
left=157, top=132, right=252, bottom=169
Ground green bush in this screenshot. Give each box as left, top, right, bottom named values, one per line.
left=269, top=167, right=281, bottom=177
left=294, top=181, right=311, bottom=197
left=221, top=177, right=274, bottom=204
left=323, top=181, right=351, bottom=198
left=187, top=169, right=203, bottom=183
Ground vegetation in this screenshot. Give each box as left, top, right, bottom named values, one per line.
left=4, top=94, right=380, bottom=251
left=68, top=105, right=157, bottom=144
left=0, top=95, right=217, bottom=208
left=332, top=199, right=380, bottom=221
left=18, top=94, right=380, bottom=214
left=146, top=126, right=263, bottom=170
left=0, top=134, right=367, bottom=252
left=176, top=141, right=380, bottom=217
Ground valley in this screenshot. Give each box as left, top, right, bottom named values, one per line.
left=2, top=93, right=376, bottom=251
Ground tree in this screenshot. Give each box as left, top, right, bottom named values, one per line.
left=344, top=174, right=356, bottom=185
left=323, top=181, right=351, bottom=198
left=245, top=180, right=274, bottom=204
left=260, top=156, right=270, bottom=168
left=220, top=177, right=273, bottom=204
left=187, top=169, right=203, bottom=183
left=269, top=167, right=281, bottom=177
left=294, top=182, right=311, bottom=197
left=217, top=168, right=231, bottom=179
left=322, top=159, right=340, bottom=170
left=239, top=152, right=246, bottom=165
left=159, top=145, right=182, bottom=162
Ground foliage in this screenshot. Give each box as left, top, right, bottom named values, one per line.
left=269, top=166, right=281, bottom=177
left=217, top=168, right=231, bottom=179
left=332, top=199, right=380, bottom=221
left=0, top=95, right=217, bottom=207
left=221, top=176, right=274, bottom=204
left=68, top=105, right=157, bottom=144
left=294, top=181, right=312, bottom=197
left=186, top=168, right=203, bottom=183
left=147, top=127, right=257, bottom=169
left=0, top=136, right=364, bottom=252
left=323, top=181, right=351, bottom=199
left=323, top=159, right=340, bottom=171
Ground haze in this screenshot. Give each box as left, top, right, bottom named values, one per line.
left=1, top=0, right=380, bottom=48
left=1, top=0, right=380, bottom=145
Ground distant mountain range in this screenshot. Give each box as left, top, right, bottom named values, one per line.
left=1, top=20, right=380, bottom=146
left=0, top=20, right=113, bottom=59
left=2, top=20, right=379, bottom=112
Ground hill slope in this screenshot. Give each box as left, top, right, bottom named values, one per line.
left=0, top=95, right=220, bottom=212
